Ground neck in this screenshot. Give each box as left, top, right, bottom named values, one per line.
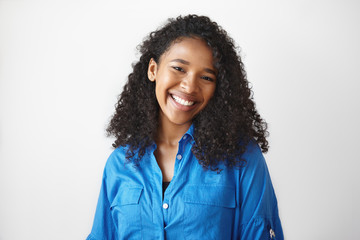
left=156, top=113, right=191, bottom=146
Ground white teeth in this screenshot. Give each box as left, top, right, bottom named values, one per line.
left=172, top=95, right=195, bottom=106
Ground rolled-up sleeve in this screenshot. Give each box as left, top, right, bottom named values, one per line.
left=239, top=142, right=284, bottom=240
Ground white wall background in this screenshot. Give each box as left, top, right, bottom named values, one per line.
left=1, top=0, right=359, bottom=239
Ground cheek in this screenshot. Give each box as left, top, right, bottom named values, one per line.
left=154, top=81, right=170, bottom=104
left=155, top=76, right=176, bottom=97
left=154, top=87, right=164, bottom=105
left=202, top=88, right=216, bottom=109
left=201, top=92, right=215, bottom=109
left=205, top=85, right=216, bottom=100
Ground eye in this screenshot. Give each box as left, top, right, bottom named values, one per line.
left=201, top=76, right=215, bottom=82
left=172, top=66, right=185, bottom=72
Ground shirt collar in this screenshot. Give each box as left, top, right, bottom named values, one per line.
left=149, top=124, right=195, bottom=152
left=186, top=124, right=194, bottom=138
left=181, top=124, right=195, bottom=143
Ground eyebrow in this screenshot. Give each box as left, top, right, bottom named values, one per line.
left=170, top=58, right=217, bottom=76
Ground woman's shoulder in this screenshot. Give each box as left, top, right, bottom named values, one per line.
left=108, top=145, right=129, bottom=161
left=239, top=139, right=268, bottom=172
left=242, top=139, right=264, bottom=158
left=103, top=145, right=133, bottom=175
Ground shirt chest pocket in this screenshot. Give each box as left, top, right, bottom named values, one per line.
left=110, top=187, right=143, bottom=239
left=182, top=185, right=236, bottom=240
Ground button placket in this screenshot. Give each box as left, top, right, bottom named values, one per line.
left=162, top=198, right=170, bottom=226
left=162, top=203, right=169, bottom=209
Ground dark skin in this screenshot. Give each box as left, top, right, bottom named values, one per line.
left=154, top=112, right=188, bottom=181
left=147, top=37, right=217, bottom=181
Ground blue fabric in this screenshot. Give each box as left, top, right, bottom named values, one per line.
left=87, top=125, right=283, bottom=240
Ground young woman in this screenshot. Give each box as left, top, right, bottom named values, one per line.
left=87, top=15, right=283, bottom=240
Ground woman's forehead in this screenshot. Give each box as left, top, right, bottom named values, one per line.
left=158, top=37, right=215, bottom=68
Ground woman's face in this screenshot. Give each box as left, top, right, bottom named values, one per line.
left=148, top=37, right=217, bottom=128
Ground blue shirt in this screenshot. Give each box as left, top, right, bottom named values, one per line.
left=87, top=125, right=283, bottom=240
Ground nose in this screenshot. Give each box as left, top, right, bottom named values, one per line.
left=180, top=74, right=198, bottom=93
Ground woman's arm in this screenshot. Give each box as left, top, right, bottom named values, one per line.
left=238, top=142, right=284, bottom=240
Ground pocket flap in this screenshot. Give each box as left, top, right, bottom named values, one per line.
left=183, top=185, right=235, bottom=208
left=111, top=186, right=143, bottom=208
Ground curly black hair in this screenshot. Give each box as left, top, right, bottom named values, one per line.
left=106, top=14, right=269, bottom=170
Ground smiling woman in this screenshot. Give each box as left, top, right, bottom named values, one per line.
left=147, top=37, right=217, bottom=183
left=87, top=15, right=283, bottom=240
left=148, top=37, right=216, bottom=129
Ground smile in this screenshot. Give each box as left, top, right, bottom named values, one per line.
left=171, top=94, right=195, bottom=106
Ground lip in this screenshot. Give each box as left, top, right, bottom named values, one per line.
left=170, top=91, right=198, bottom=102
left=168, top=92, right=198, bottom=112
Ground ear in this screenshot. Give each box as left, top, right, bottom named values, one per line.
left=147, top=58, right=158, bottom=82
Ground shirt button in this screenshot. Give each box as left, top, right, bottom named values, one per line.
left=163, top=203, right=169, bottom=209
left=176, top=154, right=182, bottom=160
left=183, top=135, right=187, bottom=140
